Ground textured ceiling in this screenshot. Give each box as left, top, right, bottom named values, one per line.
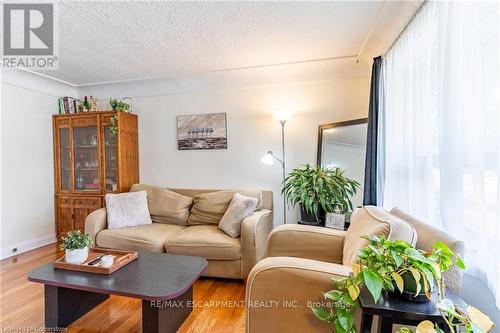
left=39, top=1, right=420, bottom=85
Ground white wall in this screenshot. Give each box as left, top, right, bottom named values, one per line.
left=0, top=70, right=77, bottom=258
left=129, top=78, right=370, bottom=225
left=2, top=67, right=500, bottom=327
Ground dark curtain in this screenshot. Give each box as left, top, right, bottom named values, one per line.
left=363, top=56, right=383, bottom=206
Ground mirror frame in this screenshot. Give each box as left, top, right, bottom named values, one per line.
left=316, top=117, right=368, bottom=165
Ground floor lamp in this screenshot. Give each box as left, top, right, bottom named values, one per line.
left=261, top=111, right=292, bottom=224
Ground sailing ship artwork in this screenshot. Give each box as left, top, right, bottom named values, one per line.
left=177, top=113, right=227, bottom=150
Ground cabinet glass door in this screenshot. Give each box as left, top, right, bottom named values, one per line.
left=73, top=126, right=100, bottom=191
left=104, top=125, right=118, bottom=192
left=59, top=128, right=71, bottom=190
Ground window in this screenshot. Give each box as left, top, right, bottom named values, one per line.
left=381, top=1, right=500, bottom=306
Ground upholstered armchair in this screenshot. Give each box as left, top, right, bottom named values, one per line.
left=245, top=206, right=465, bottom=333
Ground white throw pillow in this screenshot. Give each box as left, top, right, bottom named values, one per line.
left=105, top=191, right=152, bottom=229
left=218, top=193, right=258, bottom=238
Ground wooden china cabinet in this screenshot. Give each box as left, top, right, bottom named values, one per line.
left=53, top=111, right=139, bottom=239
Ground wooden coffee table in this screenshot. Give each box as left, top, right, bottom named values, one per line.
left=28, top=251, right=207, bottom=333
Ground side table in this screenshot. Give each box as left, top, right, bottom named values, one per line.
left=359, top=286, right=467, bottom=333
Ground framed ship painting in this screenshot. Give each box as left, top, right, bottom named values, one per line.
left=177, top=113, right=227, bottom=150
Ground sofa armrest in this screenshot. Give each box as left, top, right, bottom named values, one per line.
left=246, top=256, right=351, bottom=333
left=241, top=209, right=273, bottom=279
left=267, top=224, right=345, bottom=264
left=84, top=208, right=107, bottom=244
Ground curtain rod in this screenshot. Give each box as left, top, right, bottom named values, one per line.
left=383, top=0, right=428, bottom=57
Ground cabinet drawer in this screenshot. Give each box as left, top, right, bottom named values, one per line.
left=58, top=197, right=72, bottom=205
left=55, top=118, right=70, bottom=126
left=72, top=116, right=98, bottom=127
left=73, top=198, right=101, bottom=207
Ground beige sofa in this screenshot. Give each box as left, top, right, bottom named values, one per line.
left=85, top=186, right=273, bottom=279
left=245, top=206, right=465, bottom=333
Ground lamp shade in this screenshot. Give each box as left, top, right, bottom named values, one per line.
left=260, top=152, right=274, bottom=165
left=273, top=110, right=292, bottom=122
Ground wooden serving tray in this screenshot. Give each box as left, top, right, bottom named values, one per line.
left=54, top=248, right=138, bottom=274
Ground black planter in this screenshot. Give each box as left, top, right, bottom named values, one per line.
left=299, top=204, right=321, bottom=225
left=389, top=272, right=436, bottom=303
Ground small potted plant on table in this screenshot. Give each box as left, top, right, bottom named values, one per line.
left=311, top=236, right=494, bottom=333
left=282, top=164, right=359, bottom=225
left=60, top=230, right=93, bottom=264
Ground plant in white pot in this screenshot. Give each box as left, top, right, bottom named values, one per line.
left=60, top=230, right=93, bottom=264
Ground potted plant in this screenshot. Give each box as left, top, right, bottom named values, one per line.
left=60, top=230, right=93, bottom=264
left=109, top=98, right=130, bottom=112
left=282, top=164, right=359, bottom=224
left=109, top=98, right=132, bottom=135
left=310, top=236, right=491, bottom=333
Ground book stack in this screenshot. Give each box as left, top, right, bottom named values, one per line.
left=58, top=97, right=79, bottom=114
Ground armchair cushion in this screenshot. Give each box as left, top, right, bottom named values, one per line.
left=266, top=224, right=345, bottom=264
left=343, top=206, right=417, bottom=265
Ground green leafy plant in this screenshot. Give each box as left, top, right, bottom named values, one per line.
left=108, top=99, right=131, bottom=135
left=282, top=164, right=360, bottom=219
left=357, top=236, right=464, bottom=301
left=109, top=114, right=119, bottom=135
left=311, top=236, right=470, bottom=333
left=59, top=230, right=93, bottom=251
left=109, top=98, right=130, bottom=112
left=311, top=277, right=361, bottom=333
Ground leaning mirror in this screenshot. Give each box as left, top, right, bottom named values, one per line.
left=317, top=118, right=368, bottom=208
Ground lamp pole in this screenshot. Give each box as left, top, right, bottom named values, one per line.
left=280, top=120, right=287, bottom=224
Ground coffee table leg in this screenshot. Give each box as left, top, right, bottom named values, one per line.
left=44, top=284, right=109, bottom=329
left=142, top=286, right=193, bottom=333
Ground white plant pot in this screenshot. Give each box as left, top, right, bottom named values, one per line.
left=65, top=246, right=89, bottom=264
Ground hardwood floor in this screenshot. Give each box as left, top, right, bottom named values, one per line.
left=0, top=243, right=246, bottom=332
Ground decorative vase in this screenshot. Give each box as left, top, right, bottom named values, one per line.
left=65, top=246, right=89, bottom=264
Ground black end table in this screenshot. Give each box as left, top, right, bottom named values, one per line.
left=359, top=287, right=467, bottom=333
left=28, top=251, right=207, bottom=333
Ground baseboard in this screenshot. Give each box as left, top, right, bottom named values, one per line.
left=0, top=234, right=57, bottom=260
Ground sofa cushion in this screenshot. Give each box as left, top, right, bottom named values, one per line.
left=96, top=223, right=186, bottom=253
left=105, top=191, right=152, bottom=229
left=188, top=190, right=262, bottom=225
left=343, top=206, right=417, bottom=265
left=218, top=193, right=258, bottom=238
left=165, top=225, right=241, bottom=260
left=131, top=184, right=193, bottom=225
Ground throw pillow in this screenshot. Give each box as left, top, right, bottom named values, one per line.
left=188, top=190, right=262, bottom=225
left=218, top=193, right=258, bottom=237
left=105, top=191, right=152, bottom=229
left=130, top=184, right=193, bottom=225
